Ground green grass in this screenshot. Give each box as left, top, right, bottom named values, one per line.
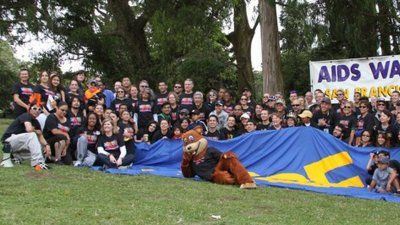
left=0, top=119, right=400, bottom=225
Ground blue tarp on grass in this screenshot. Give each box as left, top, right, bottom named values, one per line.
left=93, top=127, right=400, bottom=203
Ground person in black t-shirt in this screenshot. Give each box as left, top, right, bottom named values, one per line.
left=204, top=115, right=222, bottom=140
left=374, top=110, right=397, bottom=147
left=32, top=71, right=55, bottom=115
left=118, top=110, right=136, bottom=154
left=97, top=119, right=135, bottom=168
left=179, top=79, right=194, bottom=111
left=66, top=79, right=84, bottom=108
left=74, top=112, right=101, bottom=167
left=43, top=102, right=71, bottom=164
left=67, top=96, right=85, bottom=139
left=257, top=109, right=271, bottom=130
left=1, top=103, right=50, bottom=170
left=110, top=88, right=132, bottom=115
left=152, top=119, right=173, bottom=143
left=154, top=81, right=169, bottom=114
left=337, top=101, right=357, bottom=145
left=220, top=116, right=238, bottom=140
left=312, top=97, right=338, bottom=134
left=192, top=91, right=211, bottom=121
left=12, top=69, right=34, bottom=117
left=134, top=91, right=156, bottom=129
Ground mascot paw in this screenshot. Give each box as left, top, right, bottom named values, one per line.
left=240, top=182, right=257, bottom=189
left=223, top=152, right=236, bottom=159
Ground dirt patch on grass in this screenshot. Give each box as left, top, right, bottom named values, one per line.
left=25, top=171, right=60, bottom=179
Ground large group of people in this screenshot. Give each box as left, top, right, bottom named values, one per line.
left=1, top=69, right=400, bottom=194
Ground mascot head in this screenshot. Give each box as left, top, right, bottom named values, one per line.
left=181, top=126, right=208, bottom=156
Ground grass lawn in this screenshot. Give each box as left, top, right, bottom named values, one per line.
left=0, top=119, right=399, bottom=225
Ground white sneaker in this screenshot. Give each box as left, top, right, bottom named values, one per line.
left=74, top=161, right=83, bottom=167
left=0, top=158, right=14, bottom=168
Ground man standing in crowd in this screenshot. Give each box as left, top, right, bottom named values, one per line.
left=1, top=103, right=50, bottom=170
left=312, top=97, right=338, bottom=134
left=97, top=80, right=114, bottom=108
left=210, top=100, right=228, bottom=130
left=390, top=91, right=400, bottom=111
left=121, top=77, right=132, bottom=94
left=305, top=91, right=314, bottom=109
left=13, top=69, right=34, bottom=118
left=242, top=87, right=256, bottom=108
left=155, top=81, right=169, bottom=114
left=204, top=115, right=222, bottom=140
left=113, top=81, right=122, bottom=97
left=332, top=124, right=347, bottom=142
left=245, top=119, right=257, bottom=133
left=192, top=91, right=211, bottom=121
left=173, top=82, right=183, bottom=96
left=179, top=78, right=194, bottom=111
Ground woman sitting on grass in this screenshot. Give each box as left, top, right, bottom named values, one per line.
left=43, top=101, right=71, bottom=165
left=74, top=112, right=101, bottom=167
left=97, top=119, right=134, bottom=169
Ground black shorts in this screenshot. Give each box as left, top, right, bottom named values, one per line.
left=47, top=135, right=68, bottom=154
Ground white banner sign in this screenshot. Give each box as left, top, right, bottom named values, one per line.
left=310, top=55, right=400, bottom=101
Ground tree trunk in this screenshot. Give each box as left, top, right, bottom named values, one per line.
left=259, top=0, right=283, bottom=95
left=108, top=0, right=152, bottom=73
left=227, top=0, right=257, bottom=95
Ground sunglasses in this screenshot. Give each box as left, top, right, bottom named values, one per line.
left=344, top=106, right=351, bottom=108
left=174, top=86, right=182, bottom=88
left=378, top=103, right=385, bottom=106
left=31, top=107, right=42, bottom=112
left=359, top=106, right=367, bottom=108
left=292, top=104, right=300, bottom=107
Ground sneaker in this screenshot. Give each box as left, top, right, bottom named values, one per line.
left=13, top=158, right=21, bottom=165
left=34, top=163, right=50, bottom=171
left=74, top=161, right=83, bottom=167
left=0, top=158, right=14, bottom=168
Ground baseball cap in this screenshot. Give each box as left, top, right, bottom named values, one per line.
left=87, top=79, right=97, bottom=85
left=179, top=109, right=189, bottom=115
left=286, top=112, right=297, bottom=119
left=190, top=109, right=200, bottom=116
left=240, top=113, right=250, bottom=120
left=321, top=97, right=331, bottom=104
left=215, top=100, right=223, bottom=106
left=376, top=97, right=386, bottom=103
left=298, top=110, right=313, bottom=119
left=276, top=99, right=285, bottom=106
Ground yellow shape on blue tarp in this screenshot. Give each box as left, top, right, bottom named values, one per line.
left=252, top=151, right=364, bottom=188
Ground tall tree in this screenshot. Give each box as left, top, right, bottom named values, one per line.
left=226, top=0, right=259, bottom=94
left=259, top=0, right=284, bottom=95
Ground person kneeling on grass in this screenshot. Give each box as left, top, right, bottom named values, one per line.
left=97, top=119, right=134, bottom=169
left=0, top=102, right=50, bottom=170
left=368, top=157, right=400, bottom=194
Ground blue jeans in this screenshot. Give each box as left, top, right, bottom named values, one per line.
left=97, top=153, right=135, bottom=168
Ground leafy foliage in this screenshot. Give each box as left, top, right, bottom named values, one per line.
left=0, top=40, right=20, bottom=110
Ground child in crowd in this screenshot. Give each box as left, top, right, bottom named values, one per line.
left=368, top=157, right=400, bottom=194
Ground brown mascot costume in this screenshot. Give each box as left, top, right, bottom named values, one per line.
left=181, top=126, right=256, bottom=189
